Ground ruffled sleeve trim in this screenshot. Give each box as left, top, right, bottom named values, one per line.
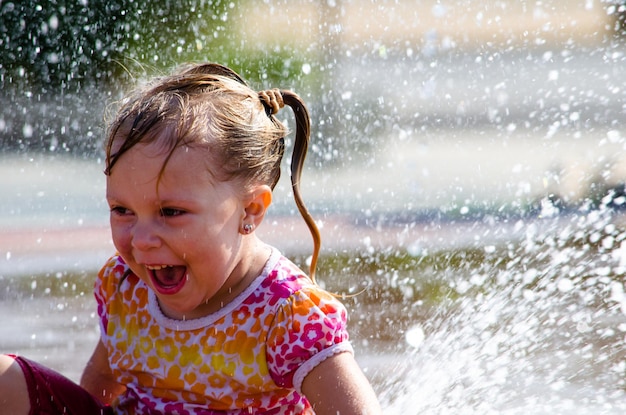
left=292, top=342, right=354, bottom=393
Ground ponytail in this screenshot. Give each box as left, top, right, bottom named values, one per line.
left=260, top=90, right=320, bottom=282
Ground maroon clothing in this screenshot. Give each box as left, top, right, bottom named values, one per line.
left=9, top=355, right=114, bottom=415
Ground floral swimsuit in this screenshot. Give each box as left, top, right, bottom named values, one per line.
left=96, top=248, right=353, bottom=414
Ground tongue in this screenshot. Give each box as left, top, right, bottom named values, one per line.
left=153, top=266, right=186, bottom=288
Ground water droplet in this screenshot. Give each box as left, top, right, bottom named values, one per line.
left=23, top=124, right=33, bottom=138
left=557, top=278, right=573, bottom=292
left=406, top=325, right=425, bottom=348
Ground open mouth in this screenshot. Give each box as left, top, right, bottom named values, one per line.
left=146, top=264, right=188, bottom=295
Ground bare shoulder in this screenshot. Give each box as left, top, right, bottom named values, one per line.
left=301, top=351, right=382, bottom=415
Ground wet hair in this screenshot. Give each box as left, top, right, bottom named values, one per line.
left=104, top=63, right=321, bottom=280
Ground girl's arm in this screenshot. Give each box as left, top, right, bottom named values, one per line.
left=301, top=352, right=383, bottom=415
left=80, top=338, right=126, bottom=404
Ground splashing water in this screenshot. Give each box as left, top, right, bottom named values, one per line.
left=1, top=2, right=625, bottom=412
left=1, top=157, right=626, bottom=413
left=377, top=209, right=626, bottom=414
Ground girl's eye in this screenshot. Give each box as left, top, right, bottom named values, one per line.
left=160, top=208, right=185, bottom=217
left=110, top=206, right=132, bottom=216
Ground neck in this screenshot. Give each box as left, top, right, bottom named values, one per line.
left=160, top=238, right=271, bottom=320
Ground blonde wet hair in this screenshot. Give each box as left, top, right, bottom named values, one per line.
left=104, top=63, right=320, bottom=280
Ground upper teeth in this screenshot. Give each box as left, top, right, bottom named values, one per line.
left=146, top=265, right=172, bottom=270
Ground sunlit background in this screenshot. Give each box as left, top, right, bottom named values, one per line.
left=1, top=1, right=626, bottom=413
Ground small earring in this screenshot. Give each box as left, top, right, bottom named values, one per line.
left=243, top=224, right=254, bottom=234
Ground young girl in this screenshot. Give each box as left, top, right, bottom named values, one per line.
left=0, top=63, right=382, bottom=414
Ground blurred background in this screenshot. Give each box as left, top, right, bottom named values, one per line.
left=1, top=0, right=626, bottom=220
left=1, top=1, right=626, bottom=413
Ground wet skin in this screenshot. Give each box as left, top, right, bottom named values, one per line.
left=106, top=142, right=270, bottom=320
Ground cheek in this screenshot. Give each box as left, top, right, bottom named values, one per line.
left=110, top=222, right=132, bottom=255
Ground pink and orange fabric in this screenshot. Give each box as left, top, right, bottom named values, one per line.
left=95, top=249, right=353, bottom=414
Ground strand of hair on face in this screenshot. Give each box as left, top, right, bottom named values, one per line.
left=280, top=91, right=321, bottom=282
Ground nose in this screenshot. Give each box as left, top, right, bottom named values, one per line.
left=131, top=219, right=162, bottom=251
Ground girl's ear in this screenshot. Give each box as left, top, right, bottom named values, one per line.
left=243, top=185, right=272, bottom=229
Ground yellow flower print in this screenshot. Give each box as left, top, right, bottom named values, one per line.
left=96, top=254, right=350, bottom=413
left=247, top=373, right=265, bottom=388
left=138, top=337, right=154, bottom=354
left=223, top=331, right=257, bottom=365
left=106, top=321, right=117, bottom=337
left=179, top=344, right=202, bottom=367
left=124, top=317, right=140, bottom=339
left=146, top=355, right=160, bottom=370
left=211, top=354, right=236, bottom=377
left=199, top=363, right=212, bottom=375
left=242, top=365, right=254, bottom=376
left=155, top=337, right=179, bottom=362
left=137, top=309, right=150, bottom=326
left=256, top=351, right=269, bottom=376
